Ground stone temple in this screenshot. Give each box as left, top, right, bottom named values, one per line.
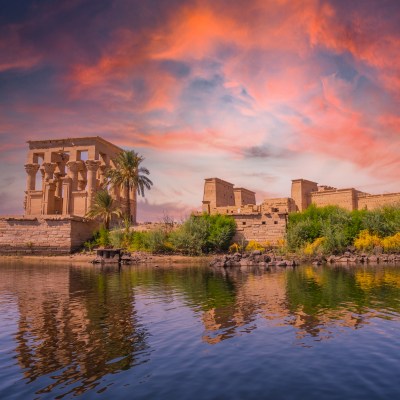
left=202, top=177, right=400, bottom=245
left=0, top=137, right=132, bottom=254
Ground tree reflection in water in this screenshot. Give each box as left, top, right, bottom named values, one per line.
left=8, top=265, right=149, bottom=396
left=200, top=265, right=400, bottom=345
left=2, top=262, right=400, bottom=398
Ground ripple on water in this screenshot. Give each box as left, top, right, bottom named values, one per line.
left=0, top=263, right=400, bottom=399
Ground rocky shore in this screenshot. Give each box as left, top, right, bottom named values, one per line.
left=210, top=250, right=400, bottom=268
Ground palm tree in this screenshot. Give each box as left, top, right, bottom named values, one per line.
left=105, top=150, right=153, bottom=224
left=86, top=190, right=122, bottom=230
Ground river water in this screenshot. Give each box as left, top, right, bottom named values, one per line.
left=0, top=261, right=400, bottom=399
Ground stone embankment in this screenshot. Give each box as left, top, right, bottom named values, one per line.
left=324, top=252, right=400, bottom=265
left=210, top=251, right=299, bottom=268
left=210, top=251, right=400, bottom=268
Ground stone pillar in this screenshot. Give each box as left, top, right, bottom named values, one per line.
left=62, top=177, right=72, bottom=215
left=40, top=168, right=45, bottom=190
left=42, top=182, right=57, bottom=214
left=42, top=162, right=57, bottom=181
left=24, top=163, right=40, bottom=191
left=85, top=160, right=101, bottom=209
left=54, top=173, right=63, bottom=197
left=67, top=161, right=81, bottom=191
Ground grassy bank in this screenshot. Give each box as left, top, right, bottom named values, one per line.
left=286, top=204, right=400, bottom=256
left=86, top=214, right=236, bottom=256
left=86, top=205, right=400, bottom=259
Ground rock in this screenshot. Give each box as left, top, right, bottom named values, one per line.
left=276, top=261, right=287, bottom=267
left=251, top=250, right=262, bottom=256
left=367, top=255, right=379, bottom=264
left=258, top=262, right=267, bottom=267
left=327, top=255, right=336, bottom=264
left=262, top=254, right=271, bottom=263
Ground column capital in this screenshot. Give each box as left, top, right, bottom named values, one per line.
left=42, top=162, right=57, bottom=174
left=85, top=159, right=101, bottom=171
left=24, top=163, right=40, bottom=174
left=66, top=160, right=81, bottom=173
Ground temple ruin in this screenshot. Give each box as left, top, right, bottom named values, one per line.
left=0, top=137, right=128, bottom=254
left=202, top=177, right=400, bottom=244
left=23, top=136, right=132, bottom=218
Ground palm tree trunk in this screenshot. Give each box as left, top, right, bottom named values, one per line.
left=124, top=183, right=131, bottom=222
left=132, top=186, right=137, bottom=225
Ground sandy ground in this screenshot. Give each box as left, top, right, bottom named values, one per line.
left=0, top=253, right=212, bottom=266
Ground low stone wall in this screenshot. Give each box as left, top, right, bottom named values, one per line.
left=0, top=215, right=99, bottom=255
left=233, top=213, right=287, bottom=244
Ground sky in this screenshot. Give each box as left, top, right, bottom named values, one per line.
left=0, top=0, right=399, bottom=221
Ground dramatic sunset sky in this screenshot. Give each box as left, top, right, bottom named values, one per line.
left=1, top=0, right=399, bottom=220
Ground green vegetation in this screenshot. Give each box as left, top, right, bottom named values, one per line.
left=85, top=213, right=236, bottom=255
left=105, top=150, right=153, bottom=224
left=286, top=204, right=400, bottom=255
left=85, top=190, right=122, bottom=230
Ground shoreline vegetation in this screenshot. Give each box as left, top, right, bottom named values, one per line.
left=3, top=205, right=399, bottom=266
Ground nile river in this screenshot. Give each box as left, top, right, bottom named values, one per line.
left=1, top=261, right=400, bottom=399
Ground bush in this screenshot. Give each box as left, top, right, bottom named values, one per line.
left=354, top=230, right=382, bottom=251
left=95, top=226, right=110, bottom=247
left=363, top=206, right=400, bottom=237
left=229, top=243, right=242, bottom=253
left=109, top=229, right=125, bottom=248
left=245, top=240, right=265, bottom=253
left=303, top=237, right=325, bottom=256
left=170, top=214, right=236, bottom=255
left=382, top=233, right=400, bottom=252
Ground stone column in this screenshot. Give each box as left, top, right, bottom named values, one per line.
left=42, top=162, right=57, bottom=181
left=67, top=161, right=81, bottom=191
left=24, top=163, right=40, bottom=191
left=40, top=168, right=45, bottom=190
left=42, top=182, right=57, bottom=215
left=62, top=176, right=72, bottom=215
left=54, top=173, right=63, bottom=197
left=85, top=160, right=101, bottom=209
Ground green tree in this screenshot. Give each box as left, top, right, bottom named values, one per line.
left=86, top=190, right=122, bottom=230
left=105, top=150, right=153, bottom=224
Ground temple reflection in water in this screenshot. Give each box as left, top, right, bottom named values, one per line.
left=1, top=262, right=400, bottom=396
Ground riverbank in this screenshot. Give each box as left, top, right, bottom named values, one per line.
left=0, top=252, right=212, bottom=265
left=209, top=251, right=400, bottom=268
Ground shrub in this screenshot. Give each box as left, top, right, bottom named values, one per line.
left=303, top=237, right=325, bottom=256
left=354, top=230, right=382, bottom=251
left=170, top=214, right=236, bottom=255
left=245, top=240, right=265, bottom=253
left=229, top=243, right=242, bottom=253
left=363, top=206, right=400, bottom=237
left=95, top=226, right=110, bottom=247
left=109, top=229, right=125, bottom=248
left=381, top=233, right=400, bottom=252
left=129, top=231, right=150, bottom=252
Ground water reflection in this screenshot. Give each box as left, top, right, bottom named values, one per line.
left=0, top=263, right=149, bottom=397
left=1, top=262, right=400, bottom=398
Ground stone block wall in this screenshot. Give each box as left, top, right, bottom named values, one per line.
left=234, top=188, right=256, bottom=207
left=261, top=197, right=297, bottom=213
left=233, top=213, right=287, bottom=245
left=310, top=189, right=358, bottom=211
left=0, top=216, right=99, bottom=255
left=357, top=192, right=400, bottom=210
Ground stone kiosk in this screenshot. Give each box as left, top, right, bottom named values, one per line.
left=0, top=137, right=129, bottom=255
